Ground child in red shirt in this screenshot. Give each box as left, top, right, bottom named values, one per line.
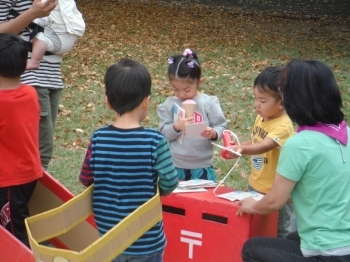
left=0, top=33, right=42, bottom=247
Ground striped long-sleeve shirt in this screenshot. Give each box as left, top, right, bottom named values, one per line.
left=79, top=125, right=178, bottom=256
left=0, top=0, right=63, bottom=89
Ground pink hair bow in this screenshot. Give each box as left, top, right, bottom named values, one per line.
left=183, top=48, right=192, bottom=57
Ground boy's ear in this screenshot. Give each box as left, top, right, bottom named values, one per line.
left=278, top=99, right=284, bottom=110
left=105, top=95, right=112, bottom=110
left=143, top=95, right=151, bottom=108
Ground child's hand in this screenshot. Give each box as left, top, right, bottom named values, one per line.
left=173, top=111, right=193, bottom=132
left=200, top=127, right=217, bottom=140
left=227, top=145, right=242, bottom=159
left=230, top=140, right=237, bottom=146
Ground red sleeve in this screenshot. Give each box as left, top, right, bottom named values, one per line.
left=79, top=141, right=94, bottom=187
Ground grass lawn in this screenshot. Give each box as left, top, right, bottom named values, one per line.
left=48, top=0, right=350, bottom=195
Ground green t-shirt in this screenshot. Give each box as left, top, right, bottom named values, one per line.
left=277, top=128, right=350, bottom=256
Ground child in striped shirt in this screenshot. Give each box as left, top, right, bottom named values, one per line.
left=79, top=58, right=178, bottom=262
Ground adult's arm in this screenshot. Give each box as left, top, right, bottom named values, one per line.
left=0, top=0, right=57, bottom=34
left=236, top=173, right=296, bottom=215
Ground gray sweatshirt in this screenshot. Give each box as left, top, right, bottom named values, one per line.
left=157, top=93, right=227, bottom=169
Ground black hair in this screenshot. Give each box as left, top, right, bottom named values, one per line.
left=104, top=58, right=151, bottom=116
left=167, top=49, right=201, bottom=81
left=254, top=66, right=283, bottom=100
left=280, top=59, right=344, bottom=126
left=0, top=33, right=28, bottom=78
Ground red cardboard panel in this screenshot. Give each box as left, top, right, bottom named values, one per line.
left=161, top=187, right=277, bottom=262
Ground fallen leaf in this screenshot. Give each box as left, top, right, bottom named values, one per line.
left=74, top=128, right=84, bottom=133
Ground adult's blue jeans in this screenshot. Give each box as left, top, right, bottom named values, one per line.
left=242, top=232, right=350, bottom=262
left=113, top=251, right=164, bottom=262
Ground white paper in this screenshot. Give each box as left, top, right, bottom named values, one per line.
left=173, top=103, right=185, bottom=144
left=173, top=188, right=208, bottom=193
left=216, top=191, right=264, bottom=202
left=178, top=179, right=217, bottom=189
left=185, top=122, right=208, bottom=138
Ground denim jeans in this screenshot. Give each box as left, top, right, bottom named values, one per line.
left=277, top=202, right=294, bottom=238
left=112, top=251, right=163, bottom=262
left=242, top=233, right=350, bottom=262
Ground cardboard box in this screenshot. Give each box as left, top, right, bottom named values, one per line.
left=1, top=170, right=91, bottom=262
left=161, top=187, right=278, bottom=262
left=0, top=225, right=35, bottom=262
left=25, top=173, right=163, bottom=262
left=28, top=171, right=99, bottom=251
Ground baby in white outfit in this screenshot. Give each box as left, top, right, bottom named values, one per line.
left=27, top=0, right=85, bottom=69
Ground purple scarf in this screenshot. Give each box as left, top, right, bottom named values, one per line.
left=297, top=120, right=348, bottom=146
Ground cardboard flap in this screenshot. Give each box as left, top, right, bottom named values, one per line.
left=25, top=185, right=162, bottom=262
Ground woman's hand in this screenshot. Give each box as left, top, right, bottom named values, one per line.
left=236, top=197, right=257, bottom=216
left=0, top=0, right=58, bottom=34
left=237, top=174, right=296, bottom=216
left=29, top=0, right=58, bottom=18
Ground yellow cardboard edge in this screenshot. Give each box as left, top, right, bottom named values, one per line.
left=25, top=184, right=162, bottom=262
left=85, top=194, right=162, bottom=262
left=25, top=185, right=93, bottom=243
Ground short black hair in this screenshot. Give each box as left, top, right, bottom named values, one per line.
left=0, top=33, right=28, bottom=78
left=104, top=58, right=151, bottom=116
left=281, top=59, right=344, bottom=126
left=168, top=51, right=201, bottom=81
left=254, top=66, right=283, bottom=100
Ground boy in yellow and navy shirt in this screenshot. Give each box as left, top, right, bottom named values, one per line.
left=229, top=66, right=295, bottom=237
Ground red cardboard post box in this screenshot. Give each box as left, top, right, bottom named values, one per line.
left=0, top=226, right=35, bottom=262
left=161, top=187, right=277, bottom=262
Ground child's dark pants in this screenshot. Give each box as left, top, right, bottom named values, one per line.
left=0, top=180, right=38, bottom=248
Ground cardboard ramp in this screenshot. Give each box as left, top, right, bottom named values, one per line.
left=25, top=172, right=162, bottom=262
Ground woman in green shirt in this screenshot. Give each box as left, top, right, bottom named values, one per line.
left=237, top=59, right=350, bottom=262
